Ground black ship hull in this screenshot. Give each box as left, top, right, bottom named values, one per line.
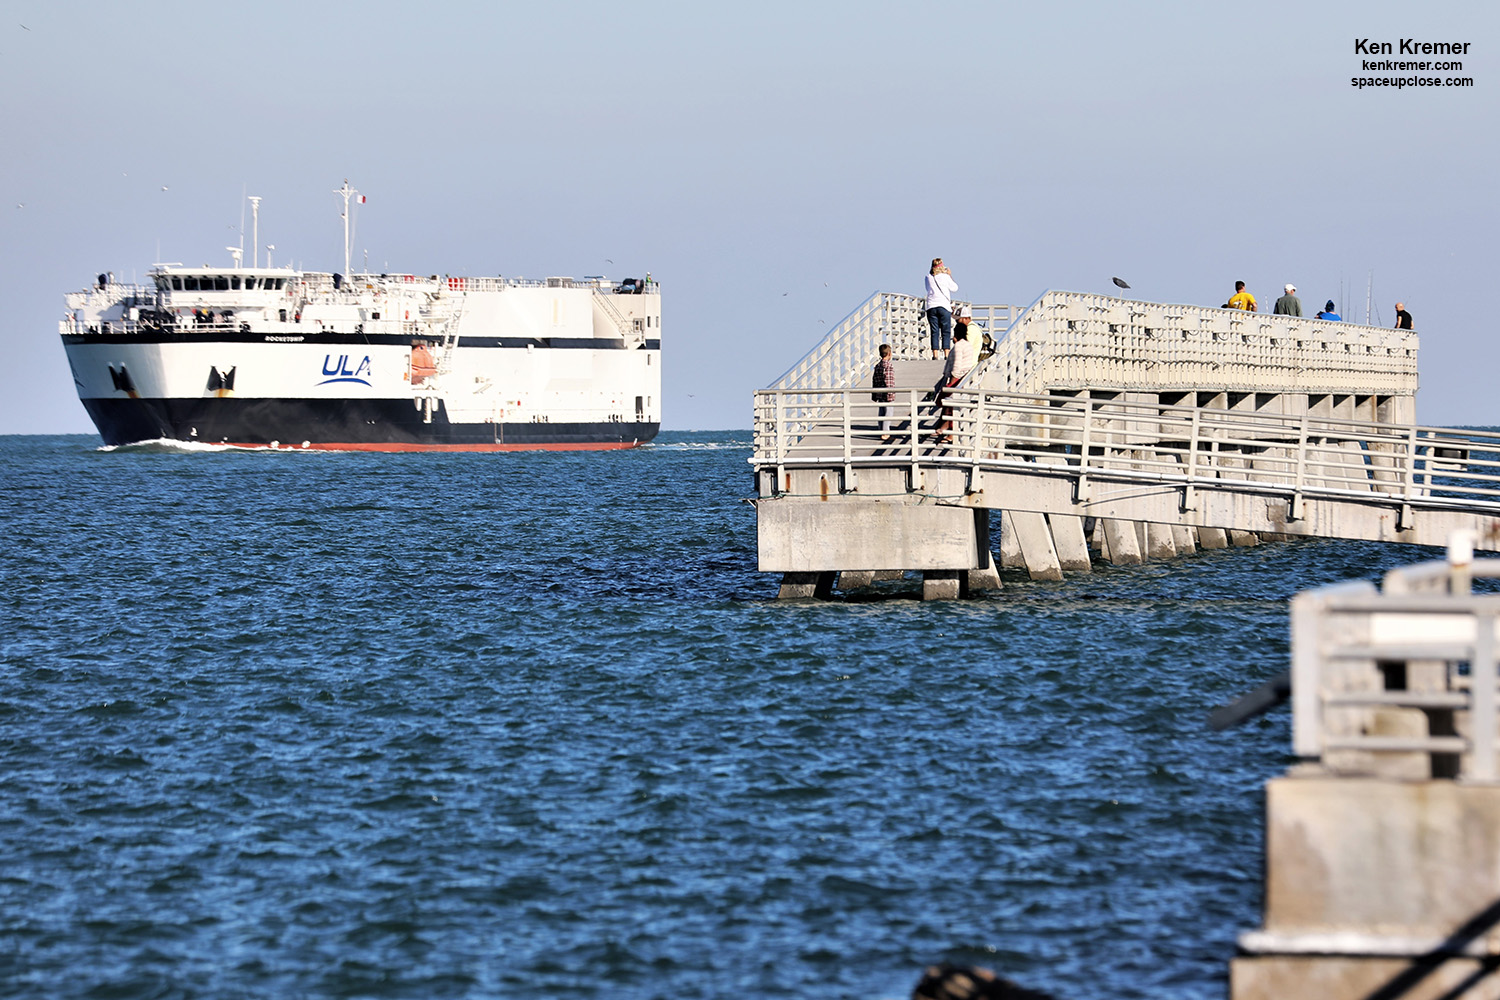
left=82, top=397, right=659, bottom=451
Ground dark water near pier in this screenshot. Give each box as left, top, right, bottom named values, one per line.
left=0, top=432, right=1450, bottom=999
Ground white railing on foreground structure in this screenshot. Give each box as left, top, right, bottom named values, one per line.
left=770, top=291, right=1022, bottom=391
left=1292, top=542, right=1500, bottom=782
left=963, top=290, right=1419, bottom=397
left=751, top=386, right=1500, bottom=515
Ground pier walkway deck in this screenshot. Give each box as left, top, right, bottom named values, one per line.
left=753, top=289, right=1500, bottom=597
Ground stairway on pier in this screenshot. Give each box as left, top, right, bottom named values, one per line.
left=852, top=358, right=950, bottom=393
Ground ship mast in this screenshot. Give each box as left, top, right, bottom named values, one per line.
left=249, top=196, right=261, bottom=269
left=335, top=179, right=360, bottom=277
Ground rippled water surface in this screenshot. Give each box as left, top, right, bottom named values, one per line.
left=0, top=432, right=1448, bottom=999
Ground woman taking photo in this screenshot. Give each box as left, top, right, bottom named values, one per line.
left=925, top=258, right=958, bottom=359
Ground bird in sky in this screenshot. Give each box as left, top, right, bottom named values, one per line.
left=161, top=186, right=169, bottom=191
left=1112, top=277, right=1130, bottom=289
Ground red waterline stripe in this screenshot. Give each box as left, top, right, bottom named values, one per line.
left=222, top=441, right=643, bottom=453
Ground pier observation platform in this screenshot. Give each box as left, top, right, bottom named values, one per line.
left=751, top=290, right=1500, bottom=598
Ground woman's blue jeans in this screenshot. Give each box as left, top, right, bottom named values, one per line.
left=926, top=306, right=952, bottom=351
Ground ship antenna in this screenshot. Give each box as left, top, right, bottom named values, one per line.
left=335, top=179, right=361, bottom=277
left=249, top=196, right=262, bottom=269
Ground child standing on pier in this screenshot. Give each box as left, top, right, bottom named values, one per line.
left=873, top=343, right=896, bottom=441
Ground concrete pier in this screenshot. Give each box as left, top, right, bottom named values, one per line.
left=1231, top=553, right=1500, bottom=999
left=753, top=288, right=1500, bottom=598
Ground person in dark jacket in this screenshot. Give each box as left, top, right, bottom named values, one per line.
left=1395, top=302, right=1414, bottom=329
left=872, top=343, right=896, bottom=441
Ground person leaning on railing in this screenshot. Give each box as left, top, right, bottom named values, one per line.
left=931, top=323, right=978, bottom=444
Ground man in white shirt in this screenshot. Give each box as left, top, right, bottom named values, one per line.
left=924, top=258, right=958, bottom=359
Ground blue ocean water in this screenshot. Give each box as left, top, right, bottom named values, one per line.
left=0, top=431, right=1453, bottom=999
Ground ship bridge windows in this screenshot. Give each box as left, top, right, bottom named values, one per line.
left=165, top=274, right=285, bottom=292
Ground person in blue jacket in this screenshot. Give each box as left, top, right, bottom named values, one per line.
left=1316, top=300, right=1341, bottom=321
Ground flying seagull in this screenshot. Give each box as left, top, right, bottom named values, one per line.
left=1112, top=277, right=1130, bottom=289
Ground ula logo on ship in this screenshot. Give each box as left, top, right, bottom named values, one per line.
left=318, top=354, right=373, bottom=386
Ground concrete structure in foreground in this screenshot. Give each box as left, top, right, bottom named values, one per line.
left=753, top=289, right=1500, bottom=598
left=1232, top=549, right=1500, bottom=1000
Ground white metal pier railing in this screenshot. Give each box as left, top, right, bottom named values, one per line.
left=751, top=386, right=1500, bottom=514
left=963, top=290, right=1420, bottom=396
left=769, top=291, right=1022, bottom=391
left=1291, top=549, right=1500, bottom=781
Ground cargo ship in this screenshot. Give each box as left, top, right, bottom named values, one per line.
left=60, top=184, right=661, bottom=450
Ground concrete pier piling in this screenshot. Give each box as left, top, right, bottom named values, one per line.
left=1101, top=519, right=1144, bottom=566
left=1009, top=511, right=1064, bottom=582
left=1050, top=515, right=1093, bottom=573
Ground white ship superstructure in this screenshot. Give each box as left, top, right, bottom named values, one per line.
left=60, top=185, right=661, bottom=450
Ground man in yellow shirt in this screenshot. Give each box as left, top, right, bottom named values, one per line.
left=1226, top=280, right=1257, bottom=311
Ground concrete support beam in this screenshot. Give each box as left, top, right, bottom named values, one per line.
left=967, top=565, right=1003, bottom=591
left=1230, top=530, right=1261, bottom=547
left=999, top=510, right=1026, bottom=568
left=1233, top=776, right=1500, bottom=1000
left=1010, top=511, right=1064, bottom=581
left=778, top=572, right=834, bottom=600
left=1232, top=955, right=1500, bottom=1000
left=1198, top=527, right=1229, bottom=549
left=1171, top=525, right=1198, bottom=554
left=871, top=570, right=905, bottom=581
left=757, top=493, right=979, bottom=572
left=922, top=570, right=962, bottom=601
left=1102, top=518, right=1144, bottom=565
left=837, top=571, right=874, bottom=590
left=966, top=510, right=1003, bottom=591
left=1144, top=522, right=1177, bottom=560
left=1049, top=514, right=1093, bottom=573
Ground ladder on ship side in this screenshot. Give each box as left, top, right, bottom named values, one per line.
left=434, top=297, right=467, bottom=375
left=592, top=290, right=638, bottom=342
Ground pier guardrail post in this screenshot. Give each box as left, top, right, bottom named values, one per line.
left=1472, top=609, right=1498, bottom=783
left=1184, top=407, right=1200, bottom=512
left=842, top=389, right=854, bottom=491
left=1290, top=411, right=1309, bottom=521
left=907, top=389, right=922, bottom=490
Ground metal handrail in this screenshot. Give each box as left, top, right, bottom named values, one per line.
left=768, top=291, right=1026, bottom=392
left=750, top=386, right=1500, bottom=510
left=960, top=289, right=1420, bottom=396
left=1291, top=555, right=1500, bottom=781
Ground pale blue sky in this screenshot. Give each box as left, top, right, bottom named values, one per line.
left=3, top=0, right=1495, bottom=434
